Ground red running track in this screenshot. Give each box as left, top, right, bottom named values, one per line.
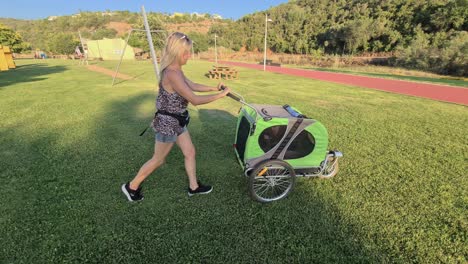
left=217, top=60, right=468, bottom=106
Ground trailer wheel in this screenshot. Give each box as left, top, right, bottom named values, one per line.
left=320, top=156, right=339, bottom=179
left=249, top=159, right=296, bottom=203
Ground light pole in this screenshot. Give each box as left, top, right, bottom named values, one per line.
left=191, top=40, right=195, bottom=60
left=263, top=14, right=273, bottom=71
left=214, top=34, right=218, bottom=65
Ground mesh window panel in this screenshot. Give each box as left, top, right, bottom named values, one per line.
left=284, top=130, right=315, bottom=159
left=259, top=125, right=287, bottom=153
left=236, top=116, right=251, bottom=161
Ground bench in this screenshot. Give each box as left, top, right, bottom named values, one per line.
left=220, top=69, right=238, bottom=80
left=259, top=60, right=281, bottom=67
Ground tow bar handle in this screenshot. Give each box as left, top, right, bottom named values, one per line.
left=220, top=85, right=241, bottom=102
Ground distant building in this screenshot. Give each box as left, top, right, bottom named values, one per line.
left=191, top=12, right=206, bottom=18
left=47, top=16, right=58, bottom=21
left=170, top=12, right=184, bottom=18
left=213, top=14, right=223, bottom=19
left=101, top=12, right=115, bottom=16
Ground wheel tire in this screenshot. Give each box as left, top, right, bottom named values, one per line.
left=319, top=157, right=339, bottom=179
left=249, top=159, right=296, bottom=203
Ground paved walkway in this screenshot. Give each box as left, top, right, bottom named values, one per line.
left=217, top=60, right=468, bottom=106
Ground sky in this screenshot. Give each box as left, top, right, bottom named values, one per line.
left=0, top=0, right=289, bottom=20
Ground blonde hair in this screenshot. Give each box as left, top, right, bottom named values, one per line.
left=159, top=32, right=193, bottom=82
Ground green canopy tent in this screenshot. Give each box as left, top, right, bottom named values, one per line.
left=85, top=38, right=136, bottom=60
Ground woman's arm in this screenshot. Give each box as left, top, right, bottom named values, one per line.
left=168, top=71, right=230, bottom=106
left=184, top=78, right=221, bottom=92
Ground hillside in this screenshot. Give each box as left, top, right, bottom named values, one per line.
left=0, top=18, right=30, bottom=30
left=164, top=20, right=214, bottom=34
left=105, top=21, right=132, bottom=36
left=105, top=20, right=214, bottom=36
left=0, top=13, right=221, bottom=51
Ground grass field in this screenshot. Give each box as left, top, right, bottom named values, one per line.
left=1, top=59, right=467, bottom=263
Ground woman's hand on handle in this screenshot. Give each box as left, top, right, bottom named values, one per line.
left=220, top=86, right=231, bottom=97
left=217, top=83, right=236, bottom=100
left=217, top=82, right=225, bottom=91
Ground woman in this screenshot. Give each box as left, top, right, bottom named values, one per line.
left=122, top=32, right=231, bottom=201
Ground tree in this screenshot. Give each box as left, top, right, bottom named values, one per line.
left=0, top=23, right=26, bottom=52
left=342, top=18, right=373, bottom=53
left=128, top=13, right=166, bottom=52
left=438, top=31, right=468, bottom=76
left=47, top=33, right=79, bottom=54
left=187, top=32, right=209, bottom=52
left=394, top=25, right=431, bottom=70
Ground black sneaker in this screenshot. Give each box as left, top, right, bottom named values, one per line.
left=188, top=182, right=213, bottom=197
left=121, top=182, right=144, bottom=201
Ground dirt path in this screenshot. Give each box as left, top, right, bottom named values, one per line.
left=218, top=60, right=468, bottom=106
left=87, top=65, right=133, bottom=80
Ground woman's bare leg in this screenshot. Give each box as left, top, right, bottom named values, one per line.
left=176, top=131, right=198, bottom=190
left=129, top=141, right=174, bottom=190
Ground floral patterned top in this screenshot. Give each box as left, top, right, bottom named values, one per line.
left=151, top=73, right=189, bottom=136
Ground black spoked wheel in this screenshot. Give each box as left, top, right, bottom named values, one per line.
left=249, top=159, right=296, bottom=203
left=320, top=156, right=339, bottom=179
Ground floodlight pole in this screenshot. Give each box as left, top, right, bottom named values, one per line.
left=141, top=5, right=160, bottom=81
left=214, top=34, right=218, bottom=65
left=191, top=41, right=195, bottom=60
left=263, top=14, right=272, bottom=71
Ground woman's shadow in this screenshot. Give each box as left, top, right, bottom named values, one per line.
left=192, top=107, right=388, bottom=262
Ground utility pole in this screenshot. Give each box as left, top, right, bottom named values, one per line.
left=214, top=34, right=218, bottom=65
left=263, top=14, right=273, bottom=71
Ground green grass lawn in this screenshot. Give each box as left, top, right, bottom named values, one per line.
left=1, top=59, right=467, bottom=263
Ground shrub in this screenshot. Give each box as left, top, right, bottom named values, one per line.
left=391, top=27, right=467, bottom=77
left=434, top=31, right=468, bottom=76
left=47, top=33, right=79, bottom=54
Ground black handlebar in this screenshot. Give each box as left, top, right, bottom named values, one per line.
left=220, top=85, right=241, bottom=102
left=227, top=93, right=241, bottom=102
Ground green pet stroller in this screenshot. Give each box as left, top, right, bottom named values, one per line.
left=222, top=87, right=343, bottom=203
